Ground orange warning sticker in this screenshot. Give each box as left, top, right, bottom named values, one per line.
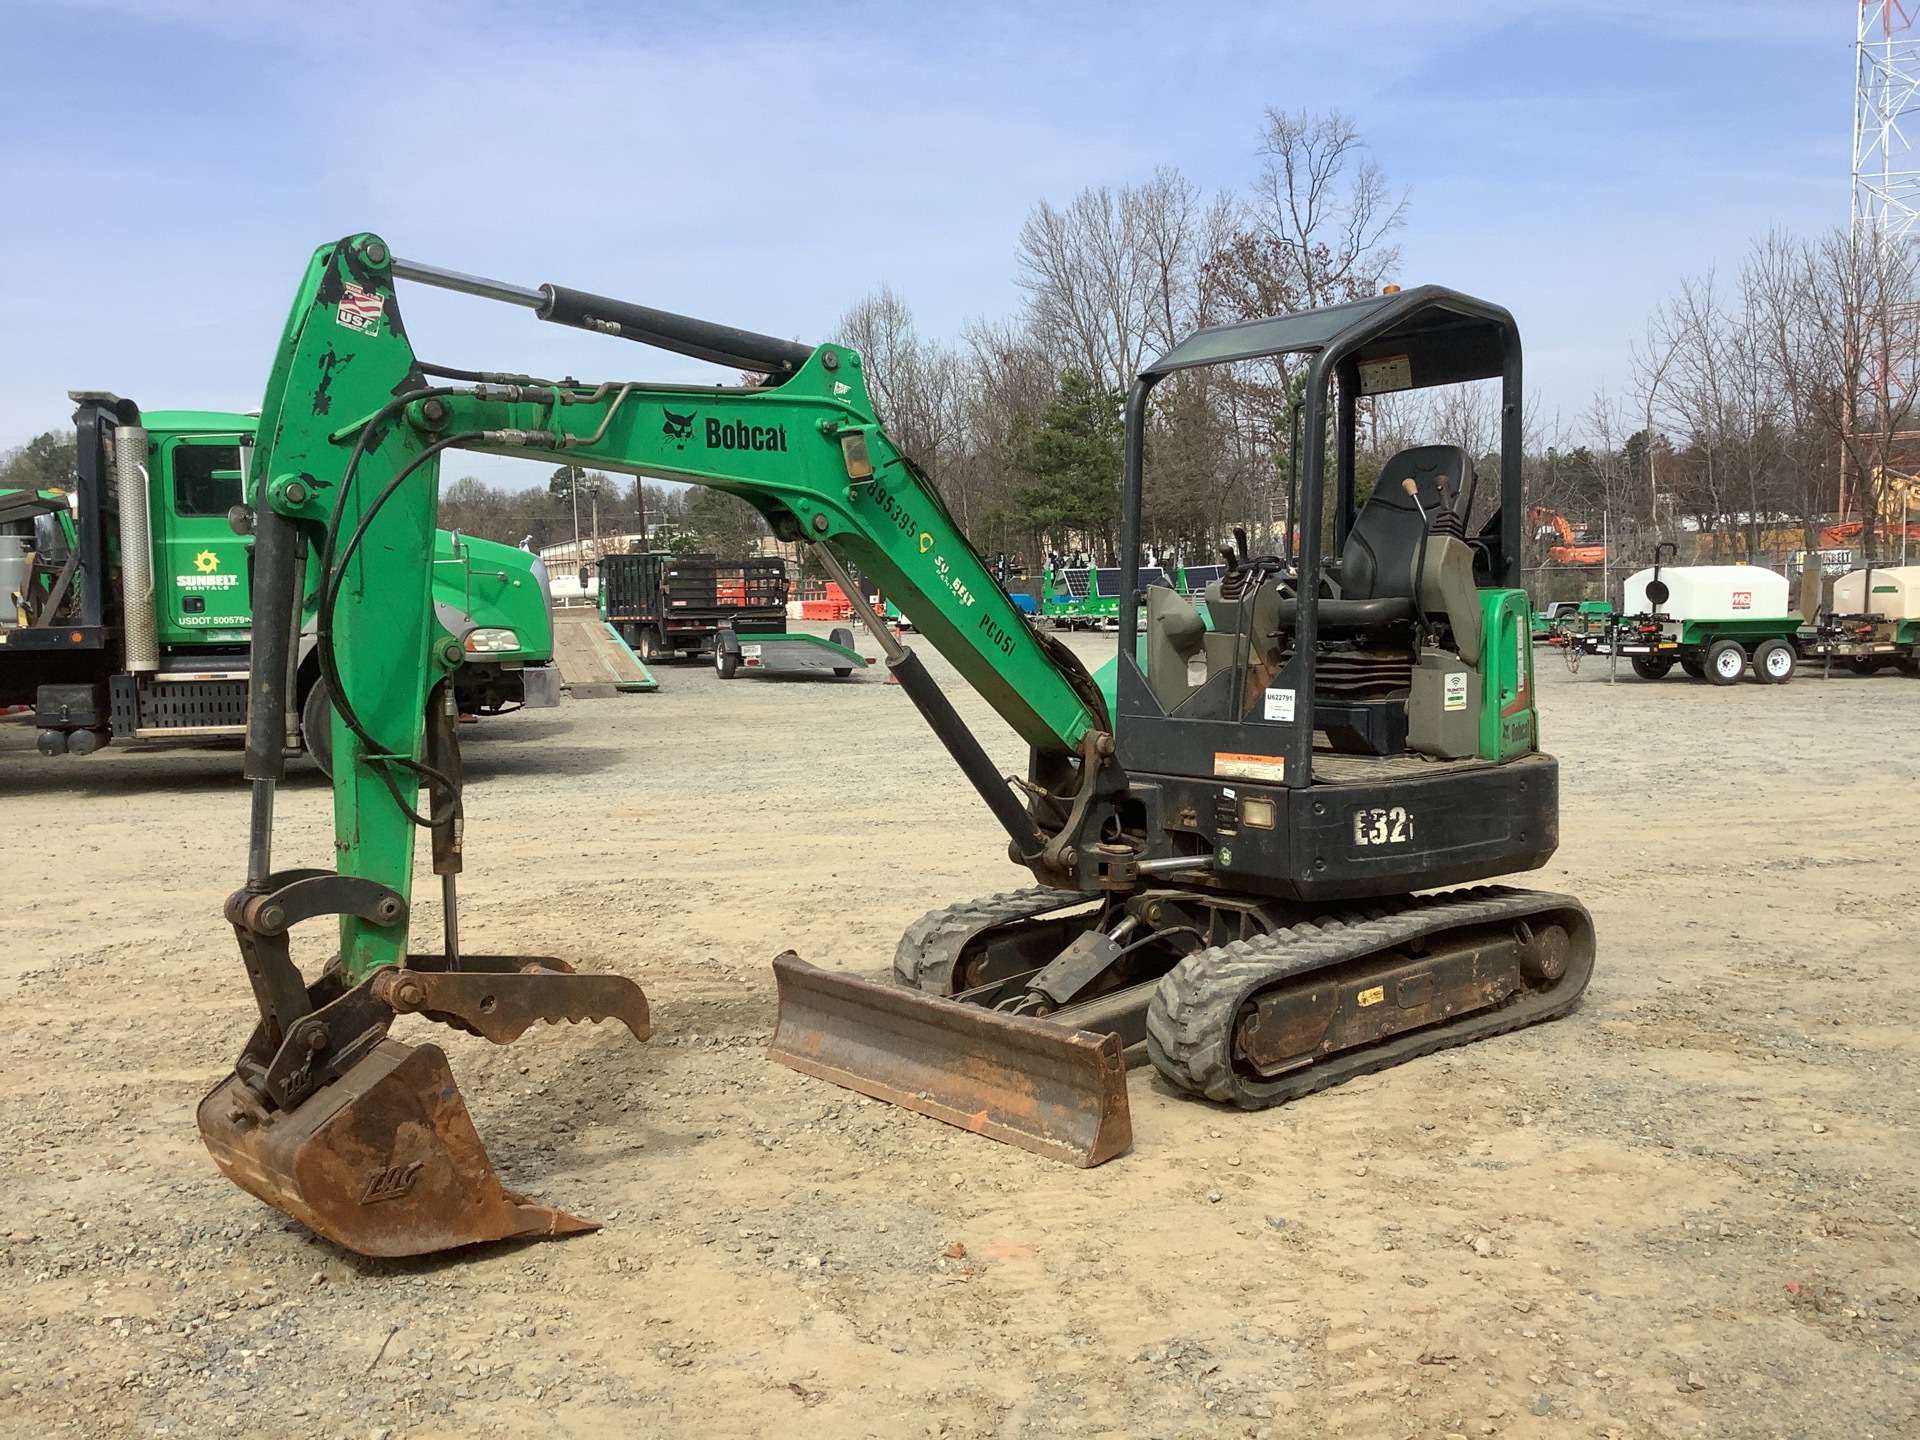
left=1214, top=752, right=1285, bottom=782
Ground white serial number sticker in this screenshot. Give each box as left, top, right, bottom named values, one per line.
left=1352, top=806, right=1413, bottom=846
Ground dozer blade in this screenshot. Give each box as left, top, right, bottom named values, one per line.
left=768, top=951, right=1132, bottom=1167
left=197, top=1038, right=594, bottom=1257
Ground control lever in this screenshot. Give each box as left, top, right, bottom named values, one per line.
left=1402, top=477, right=1436, bottom=650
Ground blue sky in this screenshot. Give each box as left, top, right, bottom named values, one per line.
left=0, top=0, right=1846, bottom=487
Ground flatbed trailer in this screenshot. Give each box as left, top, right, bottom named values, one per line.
left=713, top=625, right=873, bottom=679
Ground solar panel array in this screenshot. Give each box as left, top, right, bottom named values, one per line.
left=1091, top=567, right=1171, bottom=599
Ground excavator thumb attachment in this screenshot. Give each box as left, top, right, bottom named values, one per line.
left=198, top=1038, right=596, bottom=1257
left=767, top=951, right=1132, bottom=1167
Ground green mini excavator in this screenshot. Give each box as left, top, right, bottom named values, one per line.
left=200, top=234, right=1594, bottom=1256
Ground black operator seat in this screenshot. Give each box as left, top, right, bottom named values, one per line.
left=1269, top=444, right=1474, bottom=631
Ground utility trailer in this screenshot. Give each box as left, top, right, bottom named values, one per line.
left=1043, top=564, right=1173, bottom=629
left=712, top=624, right=873, bottom=679
left=600, top=551, right=786, bottom=661
left=2, top=394, right=557, bottom=757
left=1799, top=565, right=1920, bottom=676
left=1615, top=557, right=1800, bottom=685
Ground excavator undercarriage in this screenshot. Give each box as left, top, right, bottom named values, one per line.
left=771, top=884, right=1592, bottom=1164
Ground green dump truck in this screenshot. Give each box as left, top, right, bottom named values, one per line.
left=1, top=393, right=556, bottom=756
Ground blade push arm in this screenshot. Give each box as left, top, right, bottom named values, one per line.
left=244, top=235, right=1108, bottom=983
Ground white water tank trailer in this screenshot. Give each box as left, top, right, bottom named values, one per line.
left=1834, top=565, right=1920, bottom=619
left=1616, top=564, right=1802, bottom=685
left=1623, top=564, right=1792, bottom=621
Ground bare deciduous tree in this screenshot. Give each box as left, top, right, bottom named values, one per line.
left=1206, top=108, right=1408, bottom=322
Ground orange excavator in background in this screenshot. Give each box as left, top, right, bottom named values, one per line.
left=1530, top=507, right=1608, bottom=565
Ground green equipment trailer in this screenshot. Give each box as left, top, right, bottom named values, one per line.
left=713, top=625, right=873, bottom=679
left=0, top=394, right=556, bottom=756
left=1042, top=563, right=1173, bottom=629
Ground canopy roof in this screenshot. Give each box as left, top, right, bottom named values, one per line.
left=1142, top=284, right=1517, bottom=392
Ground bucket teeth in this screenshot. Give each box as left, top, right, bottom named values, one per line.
left=198, top=1039, right=595, bottom=1257
left=768, top=951, right=1132, bottom=1167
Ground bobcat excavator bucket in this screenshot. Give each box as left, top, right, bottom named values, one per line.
left=767, top=952, right=1133, bottom=1167
left=202, top=873, right=653, bottom=1257
left=199, top=1038, right=599, bottom=1256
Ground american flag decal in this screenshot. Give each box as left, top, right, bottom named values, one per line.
left=336, top=281, right=385, bottom=333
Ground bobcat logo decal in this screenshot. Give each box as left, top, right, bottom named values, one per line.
left=662, top=408, right=697, bottom=449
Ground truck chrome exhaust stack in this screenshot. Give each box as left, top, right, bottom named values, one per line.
left=111, top=422, right=157, bottom=673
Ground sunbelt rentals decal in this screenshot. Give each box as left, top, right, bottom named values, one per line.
left=177, top=550, right=240, bottom=591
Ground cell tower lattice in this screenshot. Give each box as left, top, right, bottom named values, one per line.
left=1855, top=2, right=1920, bottom=240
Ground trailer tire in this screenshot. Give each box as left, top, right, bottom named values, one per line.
left=1679, top=657, right=1705, bottom=680
left=1845, top=656, right=1883, bottom=677
left=714, top=628, right=741, bottom=680
left=1706, top=638, right=1747, bottom=685
left=1630, top=656, right=1672, bottom=680
left=828, top=626, right=856, bottom=677
left=1899, top=657, right=1920, bottom=678
left=1752, top=638, right=1796, bottom=684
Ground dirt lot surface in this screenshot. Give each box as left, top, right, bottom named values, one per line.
left=2, top=628, right=1917, bottom=1440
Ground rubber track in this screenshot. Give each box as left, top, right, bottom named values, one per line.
left=1144, top=886, right=1594, bottom=1109
left=892, top=887, right=1089, bottom=993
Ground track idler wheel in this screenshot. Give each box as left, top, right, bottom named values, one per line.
left=198, top=1039, right=595, bottom=1257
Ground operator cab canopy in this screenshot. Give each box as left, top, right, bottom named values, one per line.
left=1131, top=283, right=1523, bottom=595
left=1142, top=285, right=1512, bottom=392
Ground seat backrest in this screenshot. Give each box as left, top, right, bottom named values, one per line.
left=1342, top=445, right=1475, bottom=600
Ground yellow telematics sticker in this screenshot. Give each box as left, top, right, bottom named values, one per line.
left=1357, top=985, right=1385, bottom=1008
left=194, top=550, right=220, bottom=573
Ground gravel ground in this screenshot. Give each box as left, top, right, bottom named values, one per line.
left=1, top=627, right=1916, bottom=1440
